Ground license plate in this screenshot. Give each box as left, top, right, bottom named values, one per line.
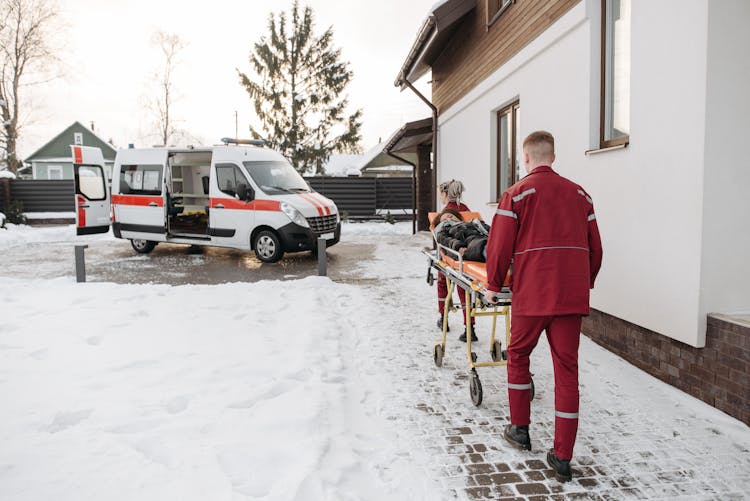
left=321, top=232, right=334, bottom=239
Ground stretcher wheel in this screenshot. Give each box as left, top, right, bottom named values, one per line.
left=490, top=341, right=503, bottom=362
left=501, top=349, right=508, bottom=361
left=530, top=376, right=535, bottom=401
left=470, top=371, right=483, bottom=406
left=470, top=352, right=478, bottom=363
left=433, top=344, right=444, bottom=367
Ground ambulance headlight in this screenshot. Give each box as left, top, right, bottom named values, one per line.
left=280, top=202, right=309, bottom=228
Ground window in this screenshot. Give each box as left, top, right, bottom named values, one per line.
left=48, top=165, right=63, bottom=180
left=601, top=0, right=631, bottom=147
left=216, top=163, right=250, bottom=198
left=119, top=164, right=163, bottom=195
left=74, top=132, right=83, bottom=145
left=77, top=165, right=106, bottom=201
left=487, top=0, right=514, bottom=27
left=496, top=101, right=521, bottom=197
left=243, top=160, right=309, bottom=195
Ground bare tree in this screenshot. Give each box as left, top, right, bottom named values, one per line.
left=0, top=0, right=59, bottom=173
left=149, top=31, right=187, bottom=146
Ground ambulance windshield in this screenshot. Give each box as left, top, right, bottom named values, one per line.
left=243, top=160, right=310, bottom=195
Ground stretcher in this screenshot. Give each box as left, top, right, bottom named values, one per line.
left=426, top=211, right=535, bottom=406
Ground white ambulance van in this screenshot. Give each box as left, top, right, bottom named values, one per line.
left=72, top=140, right=340, bottom=263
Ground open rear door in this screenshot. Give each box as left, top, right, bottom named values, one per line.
left=72, top=145, right=110, bottom=235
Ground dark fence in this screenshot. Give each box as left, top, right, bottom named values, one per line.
left=1, top=180, right=75, bottom=212
left=304, top=177, right=413, bottom=217
left=1, top=177, right=414, bottom=217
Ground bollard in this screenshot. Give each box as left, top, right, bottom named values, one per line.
left=317, top=237, right=327, bottom=276
left=74, top=244, right=88, bottom=283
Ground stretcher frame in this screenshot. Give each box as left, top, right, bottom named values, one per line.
left=424, top=238, right=514, bottom=407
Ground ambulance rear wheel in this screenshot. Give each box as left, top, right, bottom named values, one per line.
left=130, top=239, right=156, bottom=254
left=254, top=230, right=283, bottom=263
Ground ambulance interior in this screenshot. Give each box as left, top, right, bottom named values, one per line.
left=167, top=151, right=212, bottom=237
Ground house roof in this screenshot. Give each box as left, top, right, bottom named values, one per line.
left=394, top=0, right=476, bottom=88
left=25, top=121, right=117, bottom=163
left=384, top=117, right=433, bottom=154
left=357, top=142, right=416, bottom=172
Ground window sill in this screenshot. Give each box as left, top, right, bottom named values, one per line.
left=585, top=142, right=628, bottom=156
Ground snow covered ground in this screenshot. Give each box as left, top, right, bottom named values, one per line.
left=1, top=222, right=749, bottom=500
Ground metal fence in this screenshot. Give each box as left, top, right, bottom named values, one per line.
left=0, top=178, right=414, bottom=217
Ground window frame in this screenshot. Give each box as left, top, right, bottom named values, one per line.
left=496, top=101, right=521, bottom=198
left=486, top=0, right=514, bottom=28
left=75, top=164, right=107, bottom=201
left=118, top=164, right=164, bottom=196
left=599, top=0, right=630, bottom=149
left=215, top=163, right=252, bottom=198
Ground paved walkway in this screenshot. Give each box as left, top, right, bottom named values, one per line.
left=350, top=229, right=750, bottom=500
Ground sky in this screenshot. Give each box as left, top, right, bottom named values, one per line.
left=19, top=0, right=436, bottom=159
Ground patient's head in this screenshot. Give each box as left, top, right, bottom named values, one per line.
left=432, top=208, right=463, bottom=227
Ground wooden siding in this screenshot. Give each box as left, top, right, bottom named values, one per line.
left=432, top=0, right=581, bottom=113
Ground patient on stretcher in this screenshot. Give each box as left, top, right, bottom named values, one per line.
left=432, top=209, right=490, bottom=262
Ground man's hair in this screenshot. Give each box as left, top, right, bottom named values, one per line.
left=522, top=130, right=555, bottom=161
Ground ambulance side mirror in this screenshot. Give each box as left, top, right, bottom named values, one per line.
left=236, top=183, right=253, bottom=202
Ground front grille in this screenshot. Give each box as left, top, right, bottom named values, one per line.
left=307, top=214, right=337, bottom=234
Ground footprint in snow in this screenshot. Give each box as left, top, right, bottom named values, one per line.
left=163, top=395, right=189, bottom=414
left=46, top=409, right=92, bottom=433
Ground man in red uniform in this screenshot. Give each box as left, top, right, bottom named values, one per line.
left=483, top=131, right=603, bottom=482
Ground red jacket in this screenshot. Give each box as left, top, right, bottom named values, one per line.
left=445, top=201, right=470, bottom=212
left=486, top=166, right=603, bottom=316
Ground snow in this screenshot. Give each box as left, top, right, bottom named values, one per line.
left=0, top=221, right=441, bottom=501
left=0, top=169, right=16, bottom=179
left=24, top=211, right=76, bottom=220
left=321, top=153, right=363, bottom=176
left=1, top=221, right=749, bottom=500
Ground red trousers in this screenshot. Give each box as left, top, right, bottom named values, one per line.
left=436, top=274, right=473, bottom=325
left=507, top=314, right=581, bottom=460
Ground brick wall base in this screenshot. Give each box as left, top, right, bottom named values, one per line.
left=582, top=309, right=749, bottom=426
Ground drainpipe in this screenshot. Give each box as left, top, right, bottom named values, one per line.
left=403, top=80, right=438, bottom=213
left=385, top=150, right=417, bottom=235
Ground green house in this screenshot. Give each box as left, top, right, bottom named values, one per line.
left=24, top=121, right=117, bottom=180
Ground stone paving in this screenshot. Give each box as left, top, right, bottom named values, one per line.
left=350, top=230, right=750, bottom=500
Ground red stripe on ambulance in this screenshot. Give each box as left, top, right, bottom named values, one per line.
left=209, top=198, right=280, bottom=211
left=298, top=193, right=324, bottom=216
left=73, top=146, right=82, bottom=165
left=112, top=194, right=164, bottom=207
left=76, top=194, right=86, bottom=227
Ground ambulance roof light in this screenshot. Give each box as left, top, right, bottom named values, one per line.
left=221, top=137, right=265, bottom=147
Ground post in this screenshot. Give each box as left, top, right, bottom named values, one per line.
left=75, top=244, right=88, bottom=283
left=317, top=237, right=327, bottom=276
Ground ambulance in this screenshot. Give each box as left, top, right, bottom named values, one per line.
left=72, top=139, right=341, bottom=263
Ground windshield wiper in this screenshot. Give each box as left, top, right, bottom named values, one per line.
left=264, top=185, right=292, bottom=193
left=286, top=187, right=310, bottom=193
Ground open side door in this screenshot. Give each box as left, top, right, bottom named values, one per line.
left=72, top=145, right=110, bottom=235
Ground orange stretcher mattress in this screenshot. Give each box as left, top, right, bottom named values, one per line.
left=429, top=211, right=510, bottom=289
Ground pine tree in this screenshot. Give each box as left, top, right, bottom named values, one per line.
left=238, top=1, right=362, bottom=175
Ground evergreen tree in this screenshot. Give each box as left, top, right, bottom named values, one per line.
left=238, top=1, right=362, bottom=175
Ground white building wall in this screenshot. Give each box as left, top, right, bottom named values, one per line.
left=699, top=0, right=750, bottom=324
left=437, top=0, right=731, bottom=347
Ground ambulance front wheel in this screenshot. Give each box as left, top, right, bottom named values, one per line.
left=130, top=239, right=156, bottom=254
left=254, top=230, right=283, bottom=263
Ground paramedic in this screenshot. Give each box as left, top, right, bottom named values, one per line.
left=483, top=131, right=603, bottom=482
left=435, top=179, right=476, bottom=342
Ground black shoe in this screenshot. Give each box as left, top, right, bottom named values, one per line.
left=546, top=449, right=572, bottom=482
left=503, top=424, right=531, bottom=451
left=437, top=316, right=449, bottom=332
left=458, top=327, right=478, bottom=342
